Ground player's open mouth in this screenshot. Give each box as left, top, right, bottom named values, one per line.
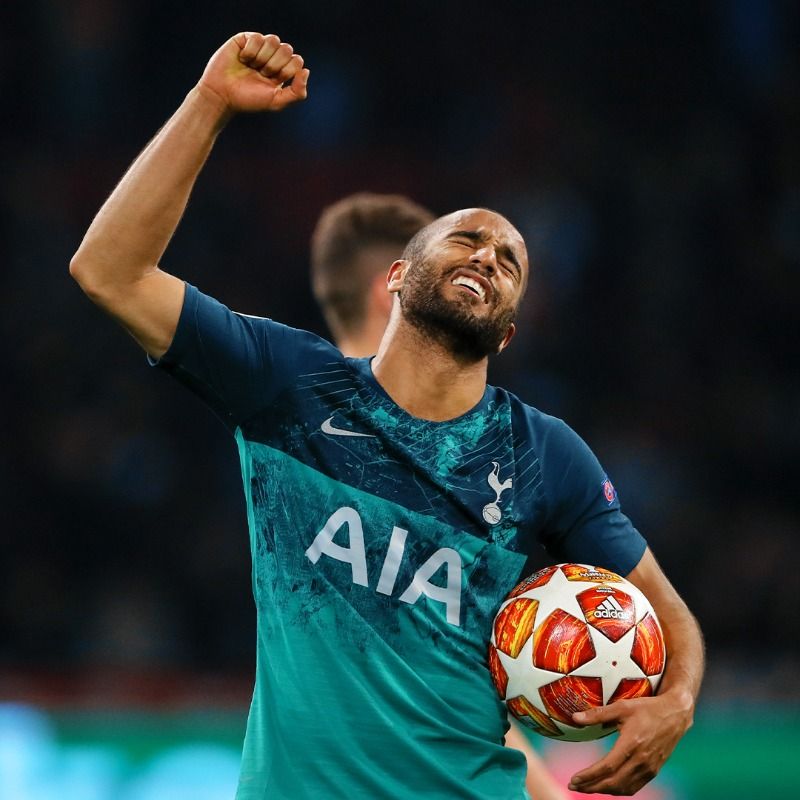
left=451, top=274, right=488, bottom=302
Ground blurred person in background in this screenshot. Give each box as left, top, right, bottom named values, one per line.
left=311, top=193, right=435, bottom=359
left=70, top=31, right=704, bottom=799
left=311, top=191, right=570, bottom=800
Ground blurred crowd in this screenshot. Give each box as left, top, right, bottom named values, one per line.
left=1, top=1, right=798, bottom=699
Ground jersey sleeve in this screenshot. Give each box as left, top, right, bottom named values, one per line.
left=151, top=283, right=311, bottom=430
left=537, top=415, right=647, bottom=577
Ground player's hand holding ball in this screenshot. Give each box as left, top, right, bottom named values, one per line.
left=196, top=32, right=310, bottom=116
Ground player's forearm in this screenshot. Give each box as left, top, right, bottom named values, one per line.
left=654, top=596, right=704, bottom=718
left=629, top=548, right=704, bottom=719
left=70, top=86, right=230, bottom=301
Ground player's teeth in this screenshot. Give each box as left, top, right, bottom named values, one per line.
left=452, top=276, right=485, bottom=301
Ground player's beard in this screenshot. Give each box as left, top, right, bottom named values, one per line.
left=399, top=258, right=516, bottom=362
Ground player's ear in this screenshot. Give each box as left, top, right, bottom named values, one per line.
left=497, top=323, right=516, bottom=353
left=386, top=260, right=407, bottom=295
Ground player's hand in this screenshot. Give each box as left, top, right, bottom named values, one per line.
left=567, top=689, right=694, bottom=795
left=196, top=32, right=309, bottom=115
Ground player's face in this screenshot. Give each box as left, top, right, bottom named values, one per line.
left=397, top=209, right=529, bottom=360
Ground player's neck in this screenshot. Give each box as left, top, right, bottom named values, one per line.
left=371, top=318, right=488, bottom=422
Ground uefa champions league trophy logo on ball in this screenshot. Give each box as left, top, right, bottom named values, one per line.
left=483, top=461, right=513, bottom=525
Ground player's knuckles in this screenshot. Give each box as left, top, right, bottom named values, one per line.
left=254, top=35, right=281, bottom=66
left=240, top=33, right=265, bottom=59
left=626, top=731, right=648, bottom=750
left=276, top=54, right=304, bottom=81
left=261, top=33, right=281, bottom=52
left=264, top=44, right=294, bottom=73
left=272, top=61, right=295, bottom=83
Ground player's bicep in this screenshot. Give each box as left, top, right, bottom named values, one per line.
left=85, top=269, right=185, bottom=360
left=539, top=418, right=645, bottom=575
left=625, top=547, right=684, bottom=612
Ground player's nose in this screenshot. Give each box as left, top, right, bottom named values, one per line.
left=469, top=246, right=497, bottom=274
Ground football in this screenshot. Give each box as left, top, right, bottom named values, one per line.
left=488, top=563, right=666, bottom=742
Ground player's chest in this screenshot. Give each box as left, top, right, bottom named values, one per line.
left=245, top=385, right=539, bottom=548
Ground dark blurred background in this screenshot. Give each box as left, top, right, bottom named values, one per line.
left=1, top=0, right=798, bottom=708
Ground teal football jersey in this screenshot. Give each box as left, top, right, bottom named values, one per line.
left=156, top=284, right=646, bottom=799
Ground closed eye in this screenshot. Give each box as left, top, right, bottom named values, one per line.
left=448, top=231, right=481, bottom=247
left=498, top=248, right=522, bottom=282
left=500, top=260, right=520, bottom=281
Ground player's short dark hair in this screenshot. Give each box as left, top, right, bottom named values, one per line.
left=401, top=219, right=443, bottom=267
left=311, top=193, right=435, bottom=336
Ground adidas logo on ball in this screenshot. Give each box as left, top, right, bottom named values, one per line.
left=592, top=596, right=629, bottom=620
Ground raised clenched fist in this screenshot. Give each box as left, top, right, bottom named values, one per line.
left=196, top=32, right=310, bottom=114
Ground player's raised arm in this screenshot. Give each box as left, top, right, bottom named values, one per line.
left=69, top=33, right=309, bottom=358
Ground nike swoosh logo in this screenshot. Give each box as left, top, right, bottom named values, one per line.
left=321, top=416, right=376, bottom=438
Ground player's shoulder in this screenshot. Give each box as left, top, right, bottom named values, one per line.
left=492, top=385, right=575, bottom=438
left=235, top=309, right=341, bottom=359
left=187, top=281, right=341, bottom=354
left=491, top=385, right=590, bottom=462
